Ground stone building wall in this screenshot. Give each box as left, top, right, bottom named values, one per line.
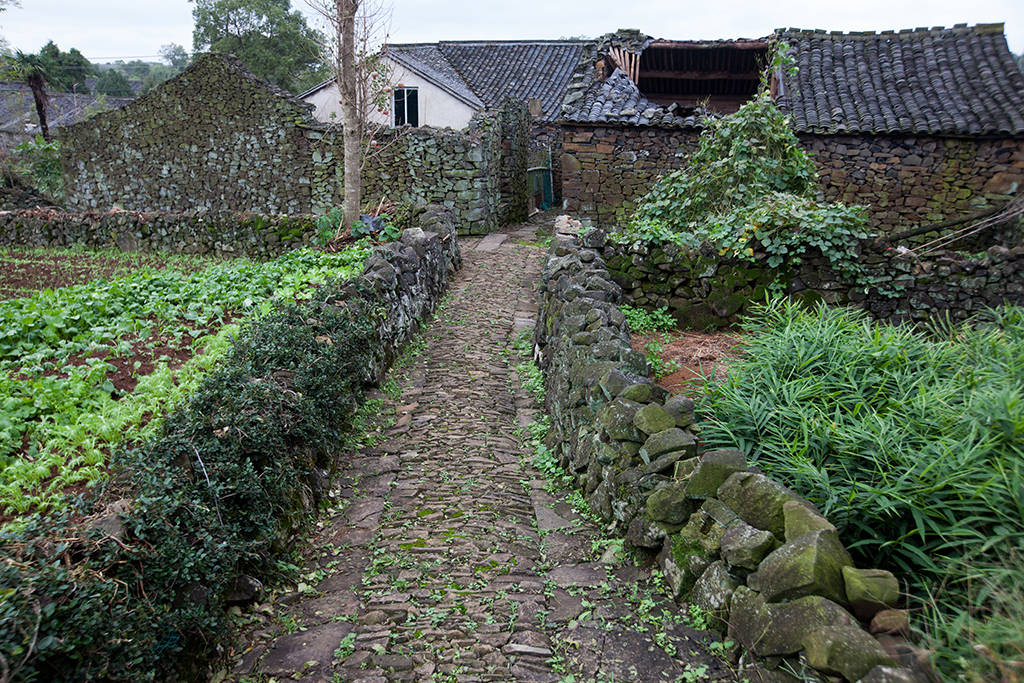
left=560, top=124, right=697, bottom=227
left=59, top=53, right=529, bottom=235
left=61, top=53, right=316, bottom=216
left=804, top=134, right=1024, bottom=231
left=559, top=122, right=1024, bottom=237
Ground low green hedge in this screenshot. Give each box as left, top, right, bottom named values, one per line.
left=0, top=224, right=453, bottom=680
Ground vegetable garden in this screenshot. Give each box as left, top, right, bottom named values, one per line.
left=0, top=243, right=369, bottom=524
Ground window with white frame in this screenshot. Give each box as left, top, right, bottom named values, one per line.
left=393, top=87, right=419, bottom=127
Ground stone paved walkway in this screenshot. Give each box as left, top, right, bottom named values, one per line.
left=223, top=219, right=736, bottom=682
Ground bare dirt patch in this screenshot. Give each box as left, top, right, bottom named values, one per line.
left=632, top=329, right=741, bottom=395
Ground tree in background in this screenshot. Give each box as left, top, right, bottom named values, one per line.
left=7, top=51, right=52, bottom=140
left=94, top=68, right=133, bottom=96
left=35, top=41, right=95, bottom=91
left=190, top=0, right=329, bottom=93
left=160, top=43, right=190, bottom=71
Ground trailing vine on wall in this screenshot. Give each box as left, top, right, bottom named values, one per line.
left=614, top=43, right=874, bottom=289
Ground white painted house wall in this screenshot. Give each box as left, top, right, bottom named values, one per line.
left=302, top=57, right=478, bottom=130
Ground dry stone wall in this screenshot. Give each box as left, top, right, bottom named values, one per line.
left=535, top=227, right=928, bottom=682
left=0, top=208, right=324, bottom=259
left=61, top=53, right=316, bottom=215
left=602, top=236, right=1024, bottom=328
left=59, top=54, right=529, bottom=235
left=559, top=122, right=1024, bottom=237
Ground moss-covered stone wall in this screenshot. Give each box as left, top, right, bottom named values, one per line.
left=0, top=208, right=322, bottom=258
left=602, top=236, right=1024, bottom=328
left=60, top=54, right=530, bottom=235
left=559, top=122, right=1024, bottom=235
left=61, top=53, right=316, bottom=215
left=534, top=228, right=926, bottom=682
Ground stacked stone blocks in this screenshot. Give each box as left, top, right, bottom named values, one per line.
left=535, top=227, right=927, bottom=682
left=603, top=238, right=1024, bottom=328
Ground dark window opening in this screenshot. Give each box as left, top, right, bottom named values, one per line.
left=393, top=87, right=419, bottom=127
left=637, top=42, right=768, bottom=114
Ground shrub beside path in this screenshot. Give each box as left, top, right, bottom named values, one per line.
left=224, top=220, right=734, bottom=682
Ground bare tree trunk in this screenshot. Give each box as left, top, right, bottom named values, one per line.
left=27, top=74, right=50, bottom=142
left=338, top=0, right=361, bottom=231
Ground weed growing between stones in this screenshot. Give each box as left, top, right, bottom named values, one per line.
left=620, top=304, right=677, bottom=334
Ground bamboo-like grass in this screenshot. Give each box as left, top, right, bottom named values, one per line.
left=701, top=299, right=1024, bottom=680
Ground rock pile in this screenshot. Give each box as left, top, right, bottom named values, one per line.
left=535, top=225, right=930, bottom=682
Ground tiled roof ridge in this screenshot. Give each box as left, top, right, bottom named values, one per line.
left=390, top=39, right=588, bottom=48
left=776, top=22, right=1005, bottom=40
left=386, top=47, right=484, bottom=108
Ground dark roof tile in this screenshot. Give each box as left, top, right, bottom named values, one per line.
left=387, top=40, right=584, bottom=121
left=777, top=24, right=1024, bottom=135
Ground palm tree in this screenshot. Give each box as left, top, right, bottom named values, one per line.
left=10, top=51, right=52, bottom=141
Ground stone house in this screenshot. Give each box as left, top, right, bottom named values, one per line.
left=559, top=24, right=1024, bottom=234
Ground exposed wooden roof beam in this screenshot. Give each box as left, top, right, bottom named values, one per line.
left=647, top=40, right=769, bottom=50
left=639, top=70, right=760, bottom=80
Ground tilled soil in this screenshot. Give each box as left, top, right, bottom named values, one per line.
left=222, top=224, right=736, bottom=682
left=632, top=330, right=741, bottom=396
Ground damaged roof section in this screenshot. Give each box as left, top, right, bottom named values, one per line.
left=561, top=23, right=1024, bottom=137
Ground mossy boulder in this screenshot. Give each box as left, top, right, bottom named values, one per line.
left=596, top=398, right=644, bottom=441
left=638, top=428, right=697, bottom=464
left=691, top=561, right=739, bottom=632
left=782, top=499, right=836, bottom=541
left=624, top=514, right=670, bottom=549
left=594, top=439, right=641, bottom=467
left=646, top=484, right=694, bottom=525
left=658, top=534, right=711, bottom=600
left=680, top=498, right=740, bottom=555
left=643, top=449, right=689, bottom=475
left=684, top=449, right=747, bottom=499
left=717, top=471, right=813, bottom=537
left=663, top=394, right=695, bottom=428
left=728, top=587, right=855, bottom=656
left=842, top=567, right=900, bottom=620
left=721, top=521, right=777, bottom=571
left=752, top=529, right=852, bottom=604
left=634, top=403, right=675, bottom=435
left=802, top=624, right=894, bottom=681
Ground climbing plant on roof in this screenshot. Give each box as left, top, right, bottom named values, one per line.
left=617, top=42, right=873, bottom=285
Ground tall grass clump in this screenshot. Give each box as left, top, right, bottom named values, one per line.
left=700, top=299, right=1024, bottom=680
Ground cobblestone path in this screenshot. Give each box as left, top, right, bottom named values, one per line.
left=224, top=221, right=735, bottom=682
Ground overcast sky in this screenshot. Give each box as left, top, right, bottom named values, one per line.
left=2, top=0, right=1022, bottom=63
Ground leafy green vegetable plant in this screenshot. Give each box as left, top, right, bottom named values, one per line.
left=0, top=243, right=370, bottom=520
left=620, top=304, right=676, bottom=333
